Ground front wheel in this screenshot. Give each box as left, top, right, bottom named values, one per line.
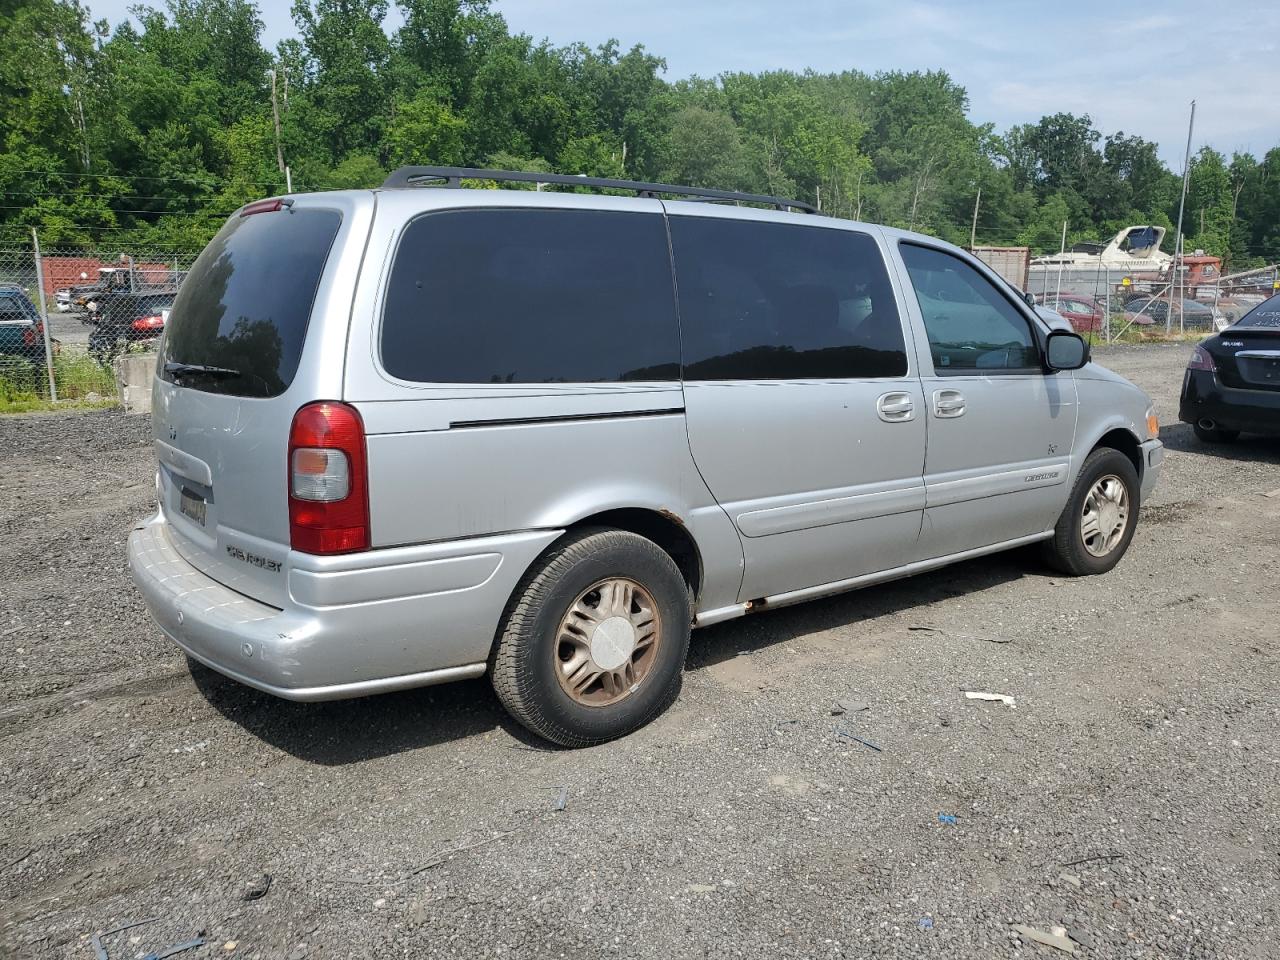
left=1041, top=448, right=1140, bottom=576
left=490, top=528, right=691, bottom=747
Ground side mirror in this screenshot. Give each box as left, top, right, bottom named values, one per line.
left=1024, top=291, right=1037, bottom=307
left=1046, top=329, right=1089, bottom=371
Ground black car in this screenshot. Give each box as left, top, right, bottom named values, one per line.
left=89, top=291, right=173, bottom=361
left=1179, top=293, right=1280, bottom=442
left=1123, top=295, right=1220, bottom=329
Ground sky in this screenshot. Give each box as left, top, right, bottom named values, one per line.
left=85, top=0, right=1280, bottom=169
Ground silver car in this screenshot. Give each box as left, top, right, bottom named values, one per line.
left=128, top=167, right=1163, bottom=746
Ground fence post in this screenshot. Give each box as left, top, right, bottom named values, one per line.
left=1104, top=268, right=1111, bottom=343
left=30, top=228, right=58, bottom=402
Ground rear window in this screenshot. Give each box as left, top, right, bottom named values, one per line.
left=1235, top=294, right=1280, bottom=329
left=159, top=207, right=341, bottom=397
left=380, top=209, right=680, bottom=383
left=0, top=293, right=34, bottom=324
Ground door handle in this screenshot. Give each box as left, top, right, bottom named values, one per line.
left=876, top=391, right=915, bottom=423
left=933, top=389, right=966, bottom=418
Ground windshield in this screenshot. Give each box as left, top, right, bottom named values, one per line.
left=159, top=206, right=341, bottom=397
left=1234, top=294, right=1280, bottom=329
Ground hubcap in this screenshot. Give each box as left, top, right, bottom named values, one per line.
left=1080, top=474, right=1129, bottom=557
left=555, top=578, right=661, bottom=707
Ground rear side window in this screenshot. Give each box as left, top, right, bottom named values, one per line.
left=0, top=294, right=34, bottom=324
left=1236, top=294, right=1280, bottom=329
left=899, top=243, right=1039, bottom=373
left=381, top=209, right=680, bottom=383
left=669, top=217, right=907, bottom=380
left=160, top=207, right=341, bottom=397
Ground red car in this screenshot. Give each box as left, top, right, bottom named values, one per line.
left=1040, top=295, right=1148, bottom=333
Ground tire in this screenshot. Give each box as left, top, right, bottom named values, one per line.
left=490, top=527, right=692, bottom=747
left=1041, top=447, right=1141, bottom=576
left=1192, top=423, right=1240, bottom=444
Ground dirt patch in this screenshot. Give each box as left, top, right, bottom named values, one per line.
left=2, top=354, right=1279, bottom=959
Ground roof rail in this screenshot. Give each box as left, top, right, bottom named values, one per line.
left=380, top=166, right=817, bottom=214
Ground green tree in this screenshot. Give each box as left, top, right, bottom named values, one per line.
left=659, top=105, right=748, bottom=190
left=387, top=89, right=465, bottom=166
left=2, top=3, right=1278, bottom=265
left=290, top=0, right=391, bottom=162
left=1184, top=146, right=1233, bottom=258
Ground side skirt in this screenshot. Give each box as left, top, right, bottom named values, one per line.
left=693, top=530, right=1053, bottom=626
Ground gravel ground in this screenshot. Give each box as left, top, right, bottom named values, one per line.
left=1, top=343, right=1278, bottom=959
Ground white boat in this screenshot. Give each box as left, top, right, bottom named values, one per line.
left=1029, top=226, right=1172, bottom=295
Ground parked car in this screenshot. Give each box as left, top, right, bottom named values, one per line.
left=128, top=169, right=1164, bottom=747
left=0, top=284, right=48, bottom=362
left=1123, top=295, right=1221, bottom=328
left=1179, top=293, right=1280, bottom=442
left=1037, top=294, right=1149, bottom=333
left=88, top=291, right=173, bottom=361
left=0, top=284, right=53, bottom=392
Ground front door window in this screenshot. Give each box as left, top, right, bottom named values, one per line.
left=900, top=244, right=1040, bottom=373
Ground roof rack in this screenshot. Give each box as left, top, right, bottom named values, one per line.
left=380, top=166, right=817, bottom=214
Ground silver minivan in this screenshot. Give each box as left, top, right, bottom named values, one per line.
left=128, top=167, right=1164, bottom=746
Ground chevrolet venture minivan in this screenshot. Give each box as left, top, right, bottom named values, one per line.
left=129, top=167, right=1163, bottom=746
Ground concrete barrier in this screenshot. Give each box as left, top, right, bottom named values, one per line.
left=115, top=353, right=156, bottom=415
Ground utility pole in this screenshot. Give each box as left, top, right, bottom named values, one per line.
left=1171, top=99, right=1196, bottom=333
left=969, top=185, right=981, bottom=250
left=1055, top=219, right=1068, bottom=301
left=269, top=68, right=285, bottom=174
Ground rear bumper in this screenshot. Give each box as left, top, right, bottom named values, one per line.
left=127, top=513, right=559, bottom=701
left=1178, top=369, right=1280, bottom=435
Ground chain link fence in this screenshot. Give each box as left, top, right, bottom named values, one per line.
left=0, top=234, right=197, bottom=410
left=1026, top=255, right=1280, bottom=341
left=972, top=241, right=1274, bottom=343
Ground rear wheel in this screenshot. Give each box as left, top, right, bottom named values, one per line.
left=1041, top=447, right=1140, bottom=576
left=490, top=527, right=691, bottom=747
left=1192, top=422, right=1240, bottom=444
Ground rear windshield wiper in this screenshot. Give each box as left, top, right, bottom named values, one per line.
left=164, top=361, right=241, bottom=380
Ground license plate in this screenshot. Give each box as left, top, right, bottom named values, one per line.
left=179, top=487, right=207, bottom=527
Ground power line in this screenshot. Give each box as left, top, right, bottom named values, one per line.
left=0, top=168, right=285, bottom=188
left=0, top=204, right=234, bottom=216
left=2, top=190, right=245, bottom=202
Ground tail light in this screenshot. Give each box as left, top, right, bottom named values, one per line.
left=22, top=324, right=36, bottom=346
left=288, top=402, right=369, bottom=554
left=1187, top=345, right=1215, bottom=371
left=131, top=314, right=165, bottom=332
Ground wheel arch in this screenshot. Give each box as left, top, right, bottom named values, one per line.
left=1089, top=426, right=1143, bottom=480
left=555, top=507, right=704, bottom=603
left=487, top=505, right=706, bottom=675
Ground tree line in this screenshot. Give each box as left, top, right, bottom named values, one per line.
left=2, top=0, right=1278, bottom=268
